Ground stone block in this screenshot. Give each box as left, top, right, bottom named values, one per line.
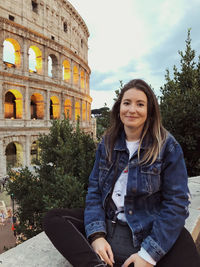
left=0, top=232, right=72, bottom=267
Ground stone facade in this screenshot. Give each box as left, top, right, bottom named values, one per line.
left=0, top=0, right=94, bottom=178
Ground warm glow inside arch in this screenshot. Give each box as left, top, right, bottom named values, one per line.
left=50, top=96, right=60, bottom=119
left=63, top=60, right=71, bottom=82
left=4, top=89, right=23, bottom=119
left=29, top=45, right=42, bottom=74
left=82, top=102, right=86, bottom=121
left=30, top=93, right=44, bottom=119
left=75, top=101, right=80, bottom=120
left=73, top=65, right=79, bottom=85
left=3, top=38, right=21, bottom=68
left=87, top=103, right=91, bottom=121
left=80, top=70, right=85, bottom=89
left=5, top=142, right=23, bottom=170
left=86, top=73, right=89, bottom=89
left=64, top=99, right=72, bottom=119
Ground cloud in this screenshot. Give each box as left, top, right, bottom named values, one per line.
left=90, top=89, right=116, bottom=109
left=69, top=0, right=200, bottom=108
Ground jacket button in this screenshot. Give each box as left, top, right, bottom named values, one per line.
left=152, top=167, right=158, bottom=174
left=132, top=187, right=137, bottom=193
left=128, top=210, right=133, bottom=215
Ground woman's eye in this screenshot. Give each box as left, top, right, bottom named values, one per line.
left=138, top=103, right=144, bottom=107
left=123, top=101, right=129, bottom=105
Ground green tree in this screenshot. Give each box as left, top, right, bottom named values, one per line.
left=92, top=105, right=111, bottom=140
left=6, top=119, right=96, bottom=241
left=160, top=29, right=200, bottom=176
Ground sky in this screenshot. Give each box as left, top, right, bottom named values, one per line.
left=68, top=0, right=200, bottom=110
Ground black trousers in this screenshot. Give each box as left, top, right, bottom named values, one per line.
left=43, top=208, right=200, bottom=267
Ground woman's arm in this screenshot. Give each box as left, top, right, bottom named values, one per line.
left=141, top=138, right=190, bottom=262
left=84, top=142, right=107, bottom=238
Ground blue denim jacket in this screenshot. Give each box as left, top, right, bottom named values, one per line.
left=84, top=131, right=190, bottom=262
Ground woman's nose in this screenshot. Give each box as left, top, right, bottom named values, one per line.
left=129, top=104, right=136, bottom=113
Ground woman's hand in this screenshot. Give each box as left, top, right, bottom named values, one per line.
left=122, top=253, right=154, bottom=267
left=91, top=237, right=114, bottom=267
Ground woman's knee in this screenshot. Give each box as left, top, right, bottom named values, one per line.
left=43, top=208, right=67, bottom=232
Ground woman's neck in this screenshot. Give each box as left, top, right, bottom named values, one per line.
left=124, top=126, right=142, bottom=141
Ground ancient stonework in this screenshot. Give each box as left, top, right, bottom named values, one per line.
left=0, top=0, right=95, bottom=177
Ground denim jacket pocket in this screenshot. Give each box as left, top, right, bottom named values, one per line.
left=140, top=161, right=162, bottom=194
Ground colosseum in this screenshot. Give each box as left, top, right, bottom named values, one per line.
left=0, top=0, right=94, bottom=178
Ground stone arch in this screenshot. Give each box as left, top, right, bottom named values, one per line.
left=75, top=101, right=80, bottom=120
left=73, top=65, right=79, bottom=85
left=82, top=101, right=86, bottom=121
left=48, top=54, right=58, bottom=78
left=3, top=38, right=21, bottom=68
left=64, top=99, right=72, bottom=119
left=80, top=70, right=85, bottom=89
left=63, top=59, right=70, bottom=82
left=50, top=96, right=60, bottom=119
left=4, top=89, right=23, bottom=119
left=30, top=93, right=44, bottom=119
left=5, top=142, right=23, bottom=170
left=30, top=140, right=39, bottom=164
left=28, top=45, right=43, bottom=74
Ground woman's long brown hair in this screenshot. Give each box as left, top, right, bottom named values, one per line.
left=104, top=79, right=167, bottom=164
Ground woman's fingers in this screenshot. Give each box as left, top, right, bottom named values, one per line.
left=122, top=253, right=154, bottom=267
left=122, top=254, right=135, bottom=267
left=107, top=244, right=115, bottom=264
left=91, top=237, right=114, bottom=266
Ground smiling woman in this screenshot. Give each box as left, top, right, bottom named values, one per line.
left=43, top=79, right=200, bottom=267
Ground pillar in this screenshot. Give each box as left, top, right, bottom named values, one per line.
left=25, top=135, right=30, bottom=166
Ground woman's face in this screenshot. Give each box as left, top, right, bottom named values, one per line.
left=120, top=88, right=148, bottom=134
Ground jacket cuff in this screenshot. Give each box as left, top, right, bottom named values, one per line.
left=142, top=236, right=166, bottom=262
left=85, top=220, right=106, bottom=238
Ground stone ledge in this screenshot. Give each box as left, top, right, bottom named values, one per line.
left=0, top=232, right=71, bottom=267
left=0, top=176, right=200, bottom=267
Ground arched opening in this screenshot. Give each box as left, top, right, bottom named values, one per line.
left=4, top=91, right=16, bottom=119
left=50, top=96, right=60, bottom=119
left=82, top=102, right=86, bottom=121
left=29, top=45, right=42, bottom=74
left=75, top=101, right=80, bottom=120
left=4, top=90, right=23, bottom=119
left=3, top=38, right=21, bottom=68
left=80, top=70, right=85, bottom=89
left=63, top=59, right=70, bottom=82
left=64, top=99, right=72, bottom=119
left=5, top=142, right=23, bottom=170
left=48, top=56, right=52, bottom=77
left=30, top=93, right=44, bottom=119
left=48, top=54, right=58, bottom=78
left=30, top=141, right=39, bottom=164
left=73, top=65, right=79, bottom=85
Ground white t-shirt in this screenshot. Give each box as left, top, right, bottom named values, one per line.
left=112, top=139, right=139, bottom=221
left=111, top=139, right=156, bottom=265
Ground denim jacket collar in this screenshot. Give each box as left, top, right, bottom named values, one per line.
left=114, top=129, right=150, bottom=152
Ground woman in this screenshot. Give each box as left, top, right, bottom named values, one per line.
left=43, top=79, right=200, bottom=267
